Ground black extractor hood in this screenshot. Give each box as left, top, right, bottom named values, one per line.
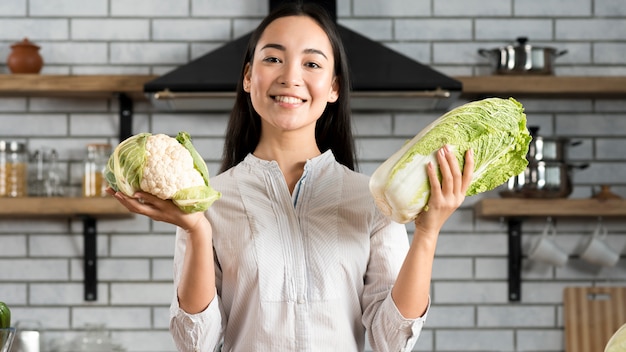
left=144, top=0, right=462, bottom=111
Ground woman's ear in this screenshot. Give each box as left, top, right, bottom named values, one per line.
left=328, top=76, right=339, bottom=103
left=243, top=63, right=252, bottom=92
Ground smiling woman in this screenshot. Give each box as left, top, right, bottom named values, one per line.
left=107, top=2, right=473, bottom=352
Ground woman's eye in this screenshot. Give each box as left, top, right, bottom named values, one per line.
left=305, top=62, right=321, bottom=69
left=263, top=56, right=281, bottom=63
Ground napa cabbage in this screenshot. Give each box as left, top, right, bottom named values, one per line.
left=369, top=97, right=531, bottom=223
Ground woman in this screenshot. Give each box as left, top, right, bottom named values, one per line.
left=110, top=3, right=474, bottom=351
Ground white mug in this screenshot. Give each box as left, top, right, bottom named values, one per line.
left=580, top=222, right=619, bottom=267
left=528, top=218, right=568, bottom=267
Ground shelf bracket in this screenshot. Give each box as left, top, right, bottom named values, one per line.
left=81, top=215, right=98, bottom=301
left=118, top=93, right=133, bottom=142
left=507, top=218, right=522, bottom=302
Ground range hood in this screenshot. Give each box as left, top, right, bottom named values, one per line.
left=144, top=0, right=462, bottom=111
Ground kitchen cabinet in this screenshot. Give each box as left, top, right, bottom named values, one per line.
left=475, top=198, right=626, bottom=302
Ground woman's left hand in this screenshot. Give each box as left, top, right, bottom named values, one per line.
left=414, top=145, right=474, bottom=234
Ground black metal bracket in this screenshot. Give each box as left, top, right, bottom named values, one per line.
left=118, top=93, right=133, bottom=142
left=507, top=218, right=523, bottom=302
left=82, top=216, right=98, bottom=301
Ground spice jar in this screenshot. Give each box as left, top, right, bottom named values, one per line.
left=82, top=143, right=111, bottom=197
left=0, top=140, right=28, bottom=197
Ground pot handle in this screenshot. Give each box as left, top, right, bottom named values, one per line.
left=570, top=140, right=583, bottom=147
left=478, top=49, right=490, bottom=57
left=568, top=163, right=590, bottom=170
left=556, top=49, right=568, bottom=57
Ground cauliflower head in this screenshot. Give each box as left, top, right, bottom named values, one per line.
left=141, top=134, right=204, bottom=199
left=105, top=131, right=221, bottom=213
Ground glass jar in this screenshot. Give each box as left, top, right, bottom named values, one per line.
left=82, top=143, right=111, bottom=197
left=0, top=140, right=28, bottom=197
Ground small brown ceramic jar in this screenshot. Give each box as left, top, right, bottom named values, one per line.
left=7, top=37, right=44, bottom=74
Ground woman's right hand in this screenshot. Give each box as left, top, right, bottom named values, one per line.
left=105, top=187, right=209, bottom=233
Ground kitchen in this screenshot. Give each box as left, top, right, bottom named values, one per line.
left=1, top=0, right=626, bottom=351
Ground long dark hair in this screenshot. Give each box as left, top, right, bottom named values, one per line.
left=219, top=2, right=357, bottom=173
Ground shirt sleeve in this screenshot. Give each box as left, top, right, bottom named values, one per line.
left=169, top=227, right=225, bottom=352
left=361, top=214, right=430, bottom=352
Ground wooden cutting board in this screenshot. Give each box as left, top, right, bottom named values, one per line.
left=564, top=286, right=626, bottom=352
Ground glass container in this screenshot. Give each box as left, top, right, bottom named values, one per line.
left=82, top=144, right=111, bottom=197
left=0, top=140, right=28, bottom=197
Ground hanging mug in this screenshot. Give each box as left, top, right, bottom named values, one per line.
left=528, top=217, right=569, bottom=267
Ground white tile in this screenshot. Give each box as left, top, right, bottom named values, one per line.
left=30, top=283, right=109, bottom=305
left=110, top=283, right=172, bottom=305
left=0, top=259, right=68, bottom=280
left=475, top=19, right=553, bottom=41
left=0, top=19, right=68, bottom=40
left=594, top=43, right=626, bottom=64
left=595, top=0, right=626, bottom=16
left=436, top=330, right=514, bottom=351
left=111, top=43, right=188, bottom=65
left=191, top=0, right=266, bottom=16
left=557, top=19, right=626, bottom=40
left=434, top=0, right=511, bottom=16
left=111, top=0, right=188, bottom=17
left=396, top=19, right=472, bottom=41
left=0, top=235, right=26, bottom=256
left=110, top=234, right=175, bottom=257
left=72, top=307, right=152, bottom=328
left=434, top=282, right=509, bottom=303
left=355, top=0, right=429, bottom=16
left=72, top=19, right=150, bottom=40
left=0, top=0, right=25, bottom=15
left=152, top=19, right=231, bottom=41
left=39, top=42, right=108, bottom=64
left=426, top=305, right=475, bottom=327
left=515, top=0, right=591, bottom=16
left=477, top=306, right=555, bottom=327
left=114, top=330, right=177, bottom=352
left=339, top=19, right=393, bottom=41
left=30, top=0, right=107, bottom=16
left=517, top=330, right=564, bottom=351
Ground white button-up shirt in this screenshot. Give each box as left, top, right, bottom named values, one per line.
left=170, top=151, right=427, bottom=352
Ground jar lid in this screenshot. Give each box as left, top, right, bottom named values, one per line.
left=0, top=140, right=27, bottom=152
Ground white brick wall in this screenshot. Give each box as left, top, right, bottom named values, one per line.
left=1, top=0, right=625, bottom=351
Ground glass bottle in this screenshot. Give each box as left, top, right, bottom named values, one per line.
left=0, top=140, right=28, bottom=197
left=82, top=143, right=111, bottom=197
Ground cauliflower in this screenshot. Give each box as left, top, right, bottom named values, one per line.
left=104, top=131, right=221, bottom=213
left=141, top=134, right=205, bottom=199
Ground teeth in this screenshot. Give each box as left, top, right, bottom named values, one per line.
left=274, top=96, right=303, bottom=104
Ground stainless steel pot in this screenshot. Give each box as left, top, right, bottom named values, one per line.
left=527, top=126, right=582, bottom=162
left=478, top=37, right=567, bottom=75
left=499, top=161, right=588, bottom=198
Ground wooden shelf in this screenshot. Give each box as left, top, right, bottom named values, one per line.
left=475, top=198, right=626, bottom=218
left=0, top=74, right=156, bottom=100
left=1, top=74, right=626, bottom=100
left=0, top=197, right=132, bottom=218
left=475, top=197, right=626, bottom=302
left=457, top=75, right=626, bottom=98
